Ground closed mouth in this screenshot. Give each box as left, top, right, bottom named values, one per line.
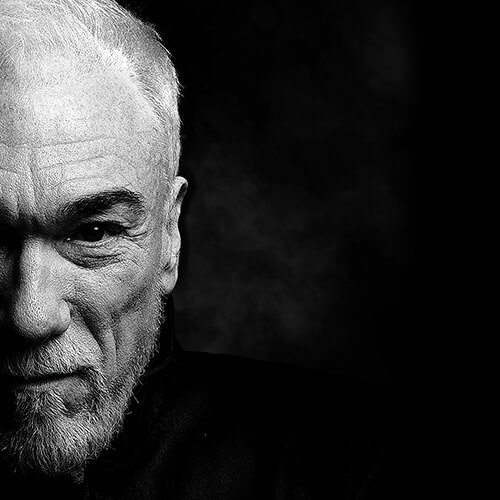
left=2, top=372, right=77, bottom=388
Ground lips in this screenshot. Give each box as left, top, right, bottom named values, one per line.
left=0, top=371, right=77, bottom=389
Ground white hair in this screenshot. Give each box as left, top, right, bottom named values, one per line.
left=0, top=0, right=181, bottom=179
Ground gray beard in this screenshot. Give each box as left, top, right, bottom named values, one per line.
left=0, top=297, right=165, bottom=481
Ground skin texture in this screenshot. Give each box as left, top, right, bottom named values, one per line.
left=0, top=57, right=186, bottom=478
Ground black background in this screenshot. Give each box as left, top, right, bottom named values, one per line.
left=126, top=0, right=424, bottom=393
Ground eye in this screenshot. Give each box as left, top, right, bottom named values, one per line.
left=66, top=223, right=122, bottom=244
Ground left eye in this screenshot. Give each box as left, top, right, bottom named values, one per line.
left=66, top=223, right=117, bottom=243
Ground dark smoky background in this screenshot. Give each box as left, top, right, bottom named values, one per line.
left=126, top=0, right=424, bottom=391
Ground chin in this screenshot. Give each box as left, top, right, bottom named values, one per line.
left=0, top=370, right=126, bottom=478
left=0, top=294, right=164, bottom=478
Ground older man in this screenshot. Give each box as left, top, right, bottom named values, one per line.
left=0, top=1, right=407, bottom=498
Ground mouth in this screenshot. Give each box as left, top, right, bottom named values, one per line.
left=1, top=372, right=80, bottom=390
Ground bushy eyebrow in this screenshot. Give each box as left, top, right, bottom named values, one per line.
left=58, top=189, right=147, bottom=222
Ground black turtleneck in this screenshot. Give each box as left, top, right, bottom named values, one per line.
left=0, top=297, right=413, bottom=499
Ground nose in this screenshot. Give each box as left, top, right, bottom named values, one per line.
left=4, top=238, right=70, bottom=343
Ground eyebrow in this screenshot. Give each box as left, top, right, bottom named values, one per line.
left=58, top=189, right=147, bottom=222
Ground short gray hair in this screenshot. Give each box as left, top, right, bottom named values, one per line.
left=0, top=0, right=181, bottom=178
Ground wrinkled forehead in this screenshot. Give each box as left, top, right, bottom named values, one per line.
left=0, top=57, right=162, bottom=184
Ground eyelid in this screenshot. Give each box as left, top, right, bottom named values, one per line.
left=81, top=220, right=125, bottom=231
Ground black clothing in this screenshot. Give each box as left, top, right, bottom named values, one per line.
left=0, top=303, right=411, bottom=499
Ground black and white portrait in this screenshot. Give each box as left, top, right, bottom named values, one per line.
left=0, top=1, right=421, bottom=498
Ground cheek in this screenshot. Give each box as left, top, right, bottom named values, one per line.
left=68, top=246, right=163, bottom=375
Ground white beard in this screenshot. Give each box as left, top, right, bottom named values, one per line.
left=0, top=368, right=121, bottom=479
left=0, top=296, right=164, bottom=480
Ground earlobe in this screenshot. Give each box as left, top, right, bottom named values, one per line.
left=160, top=176, right=188, bottom=294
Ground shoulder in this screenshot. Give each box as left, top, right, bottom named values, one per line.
left=157, top=350, right=411, bottom=498
left=170, top=350, right=401, bottom=425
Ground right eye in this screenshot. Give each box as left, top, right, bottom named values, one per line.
left=64, top=221, right=125, bottom=247
left=66, top=223, right=108, bottom=243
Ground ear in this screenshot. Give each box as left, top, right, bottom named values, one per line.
left=160, top=176, right=188, bottom=295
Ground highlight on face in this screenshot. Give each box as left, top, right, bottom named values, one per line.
left=0, top=0, right=186, bottom=480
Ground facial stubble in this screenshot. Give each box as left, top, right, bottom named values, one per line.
left=0, top=288, right=165, bottom=481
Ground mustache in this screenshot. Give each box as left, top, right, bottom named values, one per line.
left=0, top=336, right=99, bottom=381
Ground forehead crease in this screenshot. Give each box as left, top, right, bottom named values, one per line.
left=34, top=138, right=121, bottom=170
left=0, top=135, right=110, bottom=149
left=0, top=137, right=112, bottom=165
left=0, top=136, right=152, bottom=174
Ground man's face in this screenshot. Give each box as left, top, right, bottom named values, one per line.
left=0, top=59, right=184, bottom=476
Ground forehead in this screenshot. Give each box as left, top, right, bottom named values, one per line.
left=0, top=60, right=161, bottom=213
